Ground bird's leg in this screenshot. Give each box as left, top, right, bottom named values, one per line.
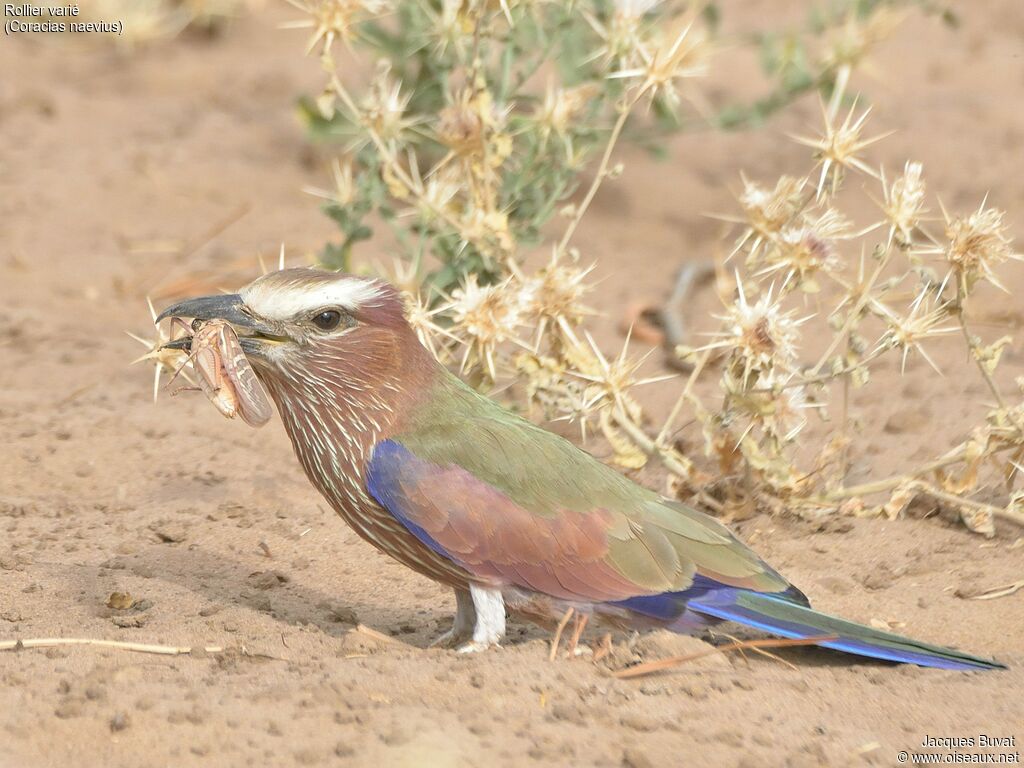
left=565, top=613, right=589, bottom=658
left=456, top=584, right=506, bottom=653
left=548, top=607, right=575, bottom=661
left=429, top=587, right=476, bottom=649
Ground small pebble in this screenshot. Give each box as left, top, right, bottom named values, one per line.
left=54, top=699, right=83, bottom=719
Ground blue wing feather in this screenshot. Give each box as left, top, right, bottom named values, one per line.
left=366, top=440, right=455, bottom=559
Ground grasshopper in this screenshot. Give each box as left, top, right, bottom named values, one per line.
left=165, top=318, right=272, bottom=427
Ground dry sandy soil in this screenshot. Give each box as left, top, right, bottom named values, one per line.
left=2, top=2, right=1023, bottom=767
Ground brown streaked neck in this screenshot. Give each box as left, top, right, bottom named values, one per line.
left=255, top=326, right=441, bottom=503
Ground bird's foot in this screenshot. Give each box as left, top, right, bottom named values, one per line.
left=456, top=639, right=501, bottom=654
left=430, top=587, right=476, bottom=649
left=429, top=626, right=473, bottom=649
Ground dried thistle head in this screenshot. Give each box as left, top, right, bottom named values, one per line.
left=411, top=167, right=462, bottom=226
left=532, top=82, right=598, bottom=159
left=821, top=7, right=903, bottom=73
left=876, top=289, right=957, bottom=373
left=437, top=90, right=486, bottom=157
left=792, top=100, right=890, bottom=199
left=425, top=0, right=472, bottom=56
left=586, top=0, right=662, bottom=69
left=403, top=290, right=461, bottom=363
left=436, top=88, right=511, bottom=164
left=447, top=275, right=523, bottom=380
left=723, top=369, right=810, bottom=445
left=941, top=200, right=1019, bottom=294
left=612, top=15, right=710, bottom=109
left=734, top=174, right=808, bottom=258
left=459, top=206, right=515, bottom=257
left=513, top=351, right=600, bottom=440
left=879, top=161, right=926, bottom=249
left=760, top=209, right=850, bottom=292
left=517, top=251, right=595, bottom=347
left=567, top=332, right=672, bottom=417
left=359, top=68, right=417, bottom=146
left=285, top=0, right=390, bottom=55
left=705, top=282, right=804, bottom=378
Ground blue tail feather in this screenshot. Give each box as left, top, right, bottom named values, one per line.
left=611, top=578, right=1004, bottom=671
left=685, top=589, right=1004, bottom=671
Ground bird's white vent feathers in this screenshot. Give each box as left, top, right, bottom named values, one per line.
left=242, top=271, right=385, bottom=320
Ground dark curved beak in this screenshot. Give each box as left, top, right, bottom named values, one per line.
left=156, top=294, right=250, bottom=326
left=155, top=293, right=284, bottom=352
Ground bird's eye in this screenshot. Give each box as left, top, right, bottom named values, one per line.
left=311, top=309, right=344, bottom=331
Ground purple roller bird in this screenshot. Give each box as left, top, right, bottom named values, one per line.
left=158, top=268, right=1003, bottom=670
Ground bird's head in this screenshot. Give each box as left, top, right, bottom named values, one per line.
left=157, top=268, right=432, bottom=407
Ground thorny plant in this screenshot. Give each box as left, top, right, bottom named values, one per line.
left=295, top=0, right=939, bottom=289
left=668, top=92, right=1022, bottom=537
left=277, top=0, right=1024, bottom=537
left=674, top=102, right=1023, bottom=536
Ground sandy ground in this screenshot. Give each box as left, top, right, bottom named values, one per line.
left=2, top=2, right=1023, bottom=767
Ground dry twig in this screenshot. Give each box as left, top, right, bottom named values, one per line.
left=612, top=635, right=838, bottom=679
left=0, top=638, right=224, bottom=656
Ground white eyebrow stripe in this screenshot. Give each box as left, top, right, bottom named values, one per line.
left=242, top=278, right=384, bottom=320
